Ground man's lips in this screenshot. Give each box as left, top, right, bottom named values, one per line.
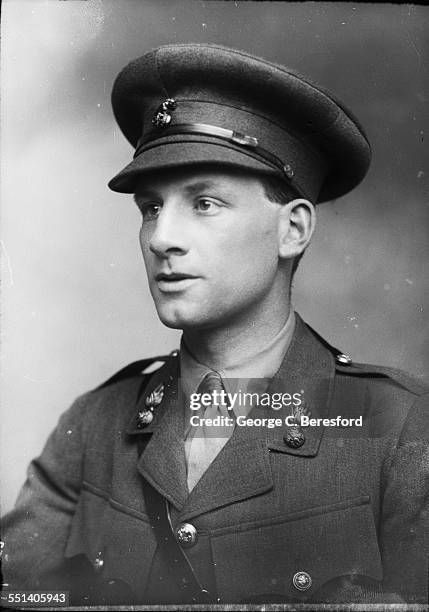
left=155, top=272, right=199, bottom=282
left=154, top=272, right=200, bottom=292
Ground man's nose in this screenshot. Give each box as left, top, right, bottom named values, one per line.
left=148, top=204, right=188, bottom=258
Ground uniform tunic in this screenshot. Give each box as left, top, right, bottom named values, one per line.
left=2, top=314, right=428, bottom=605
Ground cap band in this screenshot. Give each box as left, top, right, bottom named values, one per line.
left=135, top=122, right=306, bottom=197
left=136, top=123, right=261, bottom=155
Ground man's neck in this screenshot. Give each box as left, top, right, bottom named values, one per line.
left=182, top=299, right=292, bottom=370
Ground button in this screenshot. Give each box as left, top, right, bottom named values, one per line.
left=336, top=353, right=352, bottom=365
left=175, top=523, right=198, bottom=548
left=283, top=164, right=294, bottom=179
left=284, top=429, right=305, bottom=448
left=293, top=571, right=312, bottom=591
left=170, top=349, right=179, bottom=357
left=93, top=552, right=104, bottom=573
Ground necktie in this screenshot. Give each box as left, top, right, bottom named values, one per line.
left=186, top=371, right=234, bottom=491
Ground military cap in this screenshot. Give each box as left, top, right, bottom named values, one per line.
left=108, top=43, right=371, bottom=203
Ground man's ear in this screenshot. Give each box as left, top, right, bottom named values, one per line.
left=277, top=198, right=316, bottom=259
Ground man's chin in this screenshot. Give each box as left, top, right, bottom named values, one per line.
left=156, top=308, right=197, bottom=330
left=156, top=306, right=215, bottom=331
left=159, top=316, right=187, bottom=330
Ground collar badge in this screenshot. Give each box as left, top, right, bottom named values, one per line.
left=283, top=401, right=310, bottom=448
left=137, top=383, right=165, bottom=428
left=293, top=401, right=311, bottom=424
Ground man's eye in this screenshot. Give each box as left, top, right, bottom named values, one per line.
left=195, top=198, right=219, bottom=214
left=141, top=203, right=161, bottom=220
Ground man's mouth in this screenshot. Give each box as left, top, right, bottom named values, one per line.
left=155, top=272, right=197, bottom=281
left=155, top=272, right=200, bottom=292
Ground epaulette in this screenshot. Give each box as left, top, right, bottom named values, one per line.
left=97, top=354, right=171, bottom=390
left=306, top=323, right=428, bottom=396
left=334, top=359, right=428, bottom=396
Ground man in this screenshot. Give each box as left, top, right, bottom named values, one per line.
left=2, top=44, right=428, bottom=606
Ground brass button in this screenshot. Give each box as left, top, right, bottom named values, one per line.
left=283, top=164, right=294, bottom=179
left=336, top=353, right=352, bottom=365
left=175, top=523, right=198, bottom=548
left=93, top=552, right=104, bottom=573
left=293, top=571, right=312, bottom=591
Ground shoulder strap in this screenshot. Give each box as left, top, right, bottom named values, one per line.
left=97, top=356, right=169, bottom=389
left=306, top=322, right=428, bottom=396
left=335, top=361, right=428, bottom=396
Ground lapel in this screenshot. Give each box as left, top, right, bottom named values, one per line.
left=126, top=314, right=336, bottom=519
left=179, top=314, right=336, bottom=521
left=264, top=313, right=336, bottom=456
left=126, top=353, right=189, bottom=511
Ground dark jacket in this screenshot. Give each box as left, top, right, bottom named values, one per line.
left=2, top=315, right=428, bottom=605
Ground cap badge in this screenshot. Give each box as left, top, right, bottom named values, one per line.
left=137, top=382, right=165, bottom=428
left=152, top=98, right=177, bottom=128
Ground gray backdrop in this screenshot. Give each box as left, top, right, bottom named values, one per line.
left=1, top=0, right=428, bottom=513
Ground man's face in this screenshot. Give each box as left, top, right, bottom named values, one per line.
left=135, top=165, right=286, bottom=331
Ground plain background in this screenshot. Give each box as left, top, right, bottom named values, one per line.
left=1, top=0, right=428, bottom=514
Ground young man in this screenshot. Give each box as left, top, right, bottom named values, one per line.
left=2, top=44, right=428, bottom=606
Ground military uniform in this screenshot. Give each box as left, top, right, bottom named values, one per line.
left=2, top=44, right=428, bottom=605
left=3, top=315, right=428, bottom=604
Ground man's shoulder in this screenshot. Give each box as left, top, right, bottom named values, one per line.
left=62, top=353, right=176, bottom=429
left=304, top=318, right=428, bottom=403
left=334, top=356, right=428, bottom=398
left=96, top=353, right=175, bottom=391
left=303, top=320, right=428, bottom=433
left=302, top=318, right=427, bottom=399
left=331, top=353, right=429, bottom=437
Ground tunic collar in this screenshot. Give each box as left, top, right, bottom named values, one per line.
left=180, top=309, right=296, bottom=423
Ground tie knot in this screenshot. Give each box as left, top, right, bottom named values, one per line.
left=197, top=371, right=225, bottom=396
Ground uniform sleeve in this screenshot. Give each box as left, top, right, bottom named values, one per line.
left=1, top=394, right=91, bottom=590
left=380, top=391, right=429, bottom=603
